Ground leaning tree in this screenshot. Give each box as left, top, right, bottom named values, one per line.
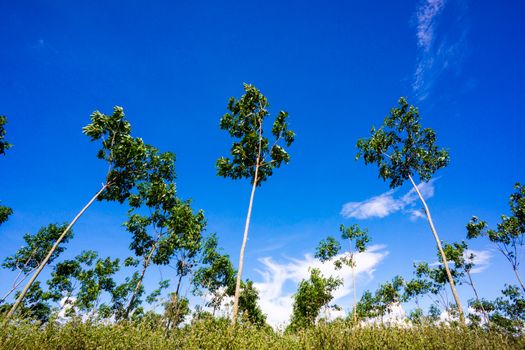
left=316, top=224, right=370, bottom=323
left=356, top=97, right=465, bottom=323
left=4, top=107, right=149, bottom=321
left=467, top=183, right=525, bottom=292
left=216, top=83, right=295, bottom=325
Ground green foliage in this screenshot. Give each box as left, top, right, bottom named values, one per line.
left=356, top=97, right=449, bottom=188
left=2, top=318, right=522, bottom=350
left=237, top=280, right=267, bottom=328
left=315, top=236, right=341, bottom=262
left=82, top=106, right=149, bottom=203
left=0, top=205, right=13, bottom=226
left=46, top=250, right=120, bottom=313
left=0, top=116, right=12, bottom=226
left=0, top=281, right=51, bottom=322
left=316, top=224, right=370, bottom=270
left=216, top=83, right=295, bottom=186
left=288, top=268, right=342, bottom=331
left=3, top=223, right=73, bottom=275
left=0, top=115, right=12, bottom=156
left=355, top=276, right=406, bottom=321
left=467, top=183, right=525, bottom=287
left=193, top=233, right=236, bottom=312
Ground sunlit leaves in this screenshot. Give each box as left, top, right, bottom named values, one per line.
left=288, top=268, right=342, bottom=331
left=0, top=115, right=11, bottom=156
left=356, top=97, right=449, bottom=188
left=3, top=223, right=72, bottom=274
left=82, top=106, right=149, bottom=203
left=216, top=83, right=295, bottom=186
left=467, top=183, right=525, bottom=290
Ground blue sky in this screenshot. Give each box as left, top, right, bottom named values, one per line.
left=1, top=0, right=524, bottom=327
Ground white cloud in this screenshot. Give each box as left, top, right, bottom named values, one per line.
left=253, top=245, right=388, bottom=328
left=341, top=180, right=435, bottom=220
left=412, top=0, right=467, bottom=100
left=465, top=249, right=492, bottom=274
left=416, top=0, right=446, bottom=52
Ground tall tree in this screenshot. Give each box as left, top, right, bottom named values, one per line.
left=355, top=97, right=464, bottom=323
left=216, top=83, right=295, bottom=325
left=315, top=224, right=370, bottom=323
left=288, top=268, right=342, bottom=332
left=1, top=223, right=72, bottom=304
left=4, top=107, right=149, bottom=321
left=467, top=183, right=525, bottom=292
left=0, top=115, right=13, bottom=226
left=124, top=154, right=206, bottom=320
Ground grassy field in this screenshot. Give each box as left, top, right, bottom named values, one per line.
left=1, top=318, right=523, bottom=350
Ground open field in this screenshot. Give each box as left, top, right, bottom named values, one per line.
left=1, top=318, right=524, bottom=350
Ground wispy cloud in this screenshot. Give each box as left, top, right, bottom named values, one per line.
left=466, top=249, right=492, bottom=274
left=416, top=0, right=446, bottom=52
left=340, top=180, right=435, bottom=220
left=253, top=245, right=388, bottom=328
left=412, top=0, right=467, bottom=100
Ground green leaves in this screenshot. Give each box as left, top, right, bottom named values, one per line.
left=82, top=106, right=149, bottom=203
left=315, top=224, right=370, bottom=270
left=356, top=97, right=449, bottom=188
left=216, top=83, right=295, bottom=186
left=315, top=236, right=341, bottom=263
left=467, top=183, right=525, bottom=290
left=0, top=115, right=12, bottom=156
left=3, top=223, right=73, bottom=274
left=0, top=205, right=13, bottom=226
left=288, top=268, right=342, bottom=331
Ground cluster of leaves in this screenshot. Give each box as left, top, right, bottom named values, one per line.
left=216, top=83, right=295, bottom=186
left=356, top=97, right=449, bottom=188
left=288, top=268, right=342, bottom=332
left=316, top=224, right=370, bottom=269
left=0, top=116, right=12, bottom=226
left=355, top=276, right=405, bottom=321
left=467, top=183, right=525, bottom=291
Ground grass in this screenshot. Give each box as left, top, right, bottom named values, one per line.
left=1, top=317, right=524, bottom=350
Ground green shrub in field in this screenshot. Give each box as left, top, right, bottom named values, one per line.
left=1, top=317, right=523, bottom=350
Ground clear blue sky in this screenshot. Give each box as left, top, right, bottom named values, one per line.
left=1, top=0, right=524, bottom=326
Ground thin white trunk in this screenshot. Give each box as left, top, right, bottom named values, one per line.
left=125, top=241, right=158, bottom=319
left=352, top=263, right=357, bottom=323
left=466, top=270, right=489, bottom=325
left=231, top=164, right=259, bottom=326
left=3, top=184, right=107, bottom=322
left=408, top=175, right=465, bottom=324
left=513, top=268, right=525, bottom=293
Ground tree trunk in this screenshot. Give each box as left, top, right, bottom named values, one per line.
left=231, top=164, right=259, bottom=326
left=513, top=268, right=525, bottom=293
left=352, top=262, right=357, bottom=324
left=124, top=241, right=158, bottom=319
left=408, top=175, right=465, bottom=324
left=466, top=270, right=489, bottom=325
left=0, top=270, right=34, bottom=304
left=3, top=184, right=107, bottom=323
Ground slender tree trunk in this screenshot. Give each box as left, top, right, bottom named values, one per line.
left=3, top=184, right=108, bottom=323
left=0, top=270, right=34, bottom=304
left=466, top=270, right=489, bottom=325
left=231, top=163, right=259, bottom=326
left=124, top=241, right=158, bottom=319
left=408, top=175, right=465, bottom=324
left=513, top=267, right=525, bottom=293
left=352, top=263, right=357, bottom=324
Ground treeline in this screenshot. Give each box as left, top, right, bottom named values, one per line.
left=0, top=86, right=523, bottom=337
